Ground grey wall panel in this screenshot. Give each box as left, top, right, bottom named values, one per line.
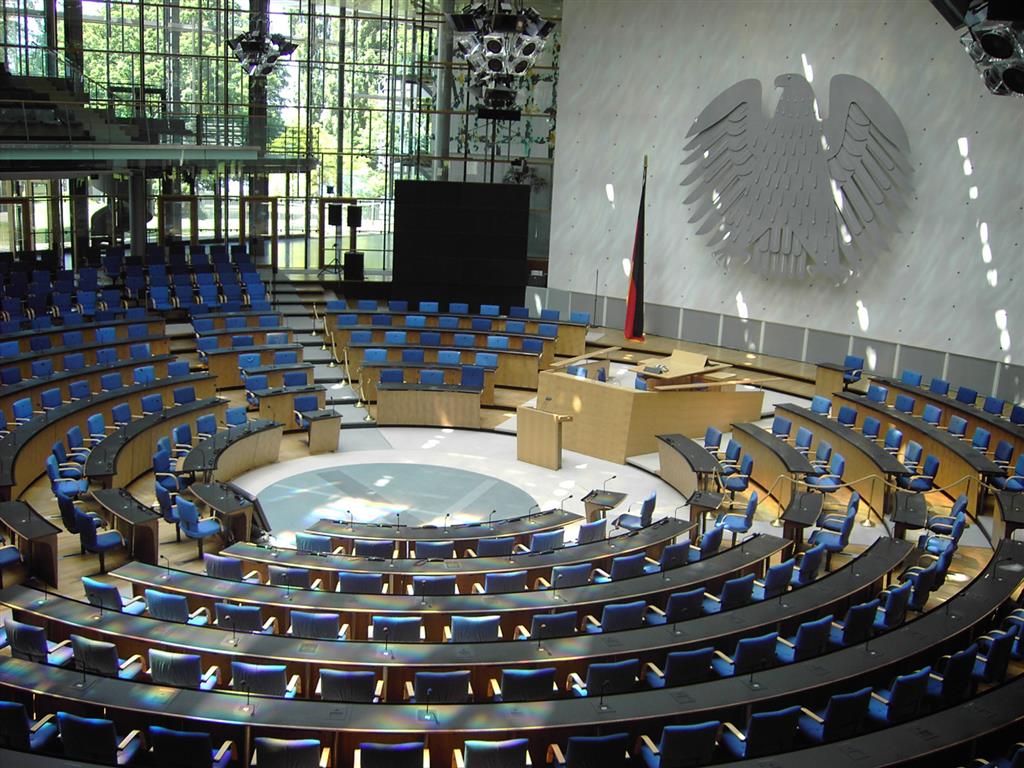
left=681, top=309, right=720, bottom=346
left=996, top=363, right=1024, bottom=404
left=604, top=297, right=626, bottom=333
left=544, top=288, right=570, bottom=317
left=569, top=292, right=595, bottom=322
left=721, top=316, right=762, bottom=353
left=645, top=303, right=681, bottom=339
left=851, top=337, right=898, bottom=378
left=946, top=353, right=997, bottom=397
left=524, top=287, right=547, bottom=317
left=549, top=0, right=1023, bottom=364
left=762, top=322, right=805, bottom=361
left=899, top=345, right=947, bottom=386
left=806, top=330, right=849, bottom=367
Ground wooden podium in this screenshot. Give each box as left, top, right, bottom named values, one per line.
left=517, top=406, right=572, bottom=470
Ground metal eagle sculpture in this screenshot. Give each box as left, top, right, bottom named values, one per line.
left=681, top=74, right=912, bottom=281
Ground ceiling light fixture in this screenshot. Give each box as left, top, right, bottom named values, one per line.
left=226, top=14, right=298, bottom=78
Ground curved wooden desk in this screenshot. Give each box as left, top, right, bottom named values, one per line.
left=375, top=383, right=482, bottom=428
left=253, top=384, right=325, bottom=428
left=0, top=314, right=164, bottom=353
left=0, top=334, right=169, bottom=381
left=196, top=326, right=294, bottom=348
left=205, top=344, right=304, bottom=388
left=358, top=361, right=496, bottom=405
left=731, top=422, right=815, bottom=511
left=347, top=343, right=540, bottom=389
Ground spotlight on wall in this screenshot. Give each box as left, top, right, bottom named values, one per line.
left=958, top=1, right=1024, bottom=96
left=227, top=14, right=298, bottom=78
left=447, top=1, right=556, bottom=120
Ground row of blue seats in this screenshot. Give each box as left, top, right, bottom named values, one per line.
left=349, top=332, right=547, bottom=352
left=338, top=314, right=559, bottom=338
left=192, top=315, right=280, bottom=334
left=326, top=298, right=590, bottom=325
left=892, top=368, right=1022, bottom=423
left=0, top=322, right=153, bottom=356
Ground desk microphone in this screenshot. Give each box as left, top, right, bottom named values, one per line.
left=672, top=504, right=685, bottom=521
left=552, top=572, right=564, bottom=602
left=395, top=513, right=401, bottom=530
left=559, top=495, right=573, bottom=512
left=424, top=687, right=434, bottom=721
left=75, top=662, right=88, bottom=689
left=598, top=679, right=611, bottom=712
left=487, top=510, right=497, bottom=529
left=527, top=503, right=540, bottom=521
left=537, top=622, right=547, bottom=651
left=160, top=554, right=171, bottom=580
left=224, top=614, right=238, bottom=647
left=443, top=513, right=451, bottom=533
left=382, top=626, right=391, bottom=658
left=602, top=475, right=617, bottom=491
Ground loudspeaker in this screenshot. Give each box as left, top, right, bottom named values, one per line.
left=344, top=251, right=364, bottom=281
left=347, top=205, right=363, bottom=228
left=327, top=204, right=343, bottom=226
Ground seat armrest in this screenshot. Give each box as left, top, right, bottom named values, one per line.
left=471, top=582, right=485, bottom=594
left=547, top=744, right=566, bottom=766
left=214, top=741, right=235, bottom=763
left=50, top=639, right=72, bottom=651
left=830, top=621, right=844, bottom=630
left=646, top=604, right=665, bottom=616
left=339, top=623, right=350, bottom=640
left=319, top=748, right=330, bottom=768
left=287, top=674, right=302, bottom=695
left=30, top=713, right=55, bottom=732
left=453, top=749, right=465, bottom=768
left=644, top=662, right=663, bottom=679
left=125, top=595, right=146, bottom=607
left=244, top=569, right=261, bottom=581
left=722, top=722, right=745, bottom=741
left=513, top=543, right=529, bottom=553
left=929, top=672, right=944, bottom=682
left=190, top=606, right=210, bottom=621
left=203, top=665, right=220, bottom=684
left=713, top=649, right=733, bottom=664
left=644, top=556, right=660, bottom=566
left=310, top=578, right=324, bottom=591
left=800, top=707, right=824, bottom=723
left=534, top=576, right=551, bottom=589
left=871, top=691, right=890, bottom=704
left=777, top=636, right=795, bottom=648
left=638, top=734, right=659, bottom=756
left=404, top=680, right=415, bottom=700
left=443, top=625, right=453, bottom=642
left=464, top=548, right=477, bottom=558
left=489, top=678, right=502, bottom=699
left=566, top=672, right=585, bottom=691
left=515, top=625, right=530, bottom=639
left=704, top=592, right=720, bottom=602
left=406, top=584, right=415, bottom=595
left=262, top=616, right=278, bottom=633
left=583, top=614, right=600, bottom=629
left=373, top=678, right=385, bottom=700
left=332, top=546, right=345, bottom=555
left=119, top=654, right=144, bottom=671
left=591, top=568, right=611, bottom=580
left=118, top=730, right=144, bottom=751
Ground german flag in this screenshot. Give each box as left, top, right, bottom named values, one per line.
left=624, top=157, right=647, bottom=341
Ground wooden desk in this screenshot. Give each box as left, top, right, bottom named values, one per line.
left=306, top=409, right=341, bottom=454
left=190, top=482, right=256, bottom=544
left=348, top=344, right=539, bottom=389
left=3, top=335, right=170, bottom=382
left=196, top=327, right=294, bottom=348
left=781, top=492, right=823, bottom=545
left=181, top=419, right=283, bottom=485
left=256, top=385, right=326, bottom=429
left=244, top=362, right=314, bottom=388
left=90, top=489, right=161, bottom=566
left=537, top=371, right=762, bottom=464
left=200, top=311, right=282, bottom=330
left=376, top=384, right=481, bottom=428
left=731, top=422, right=815, bottom=511
left=359, top=361, right=496, bottom=405
left=205, top=344, right=304, bottom=388
left=0, top=501, right=59, bottom=587
left=656, top=434, right=721, bottom=498
left=335, top=325, right=554, bottom=369
left=581, top=490, right=627, bottom=522
left=516, top=406, right=571, bottom=469
left=0, top=316, right=164, bottom=354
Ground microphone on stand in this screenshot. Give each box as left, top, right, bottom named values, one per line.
left=160, top=554, right=171, bottom=580
left=382, top=626, right=391, bottom=658
left=598, top=679, right=611, bottom=712
left=602, top=475, right=617, bottom=491
left=224, top=614, right=238, bottom=647
left=527, top=503, right=540, bottom=521
left=443, top=513, right=451, bottom=532
left=487, top=510, right=497, bottom=529
left=537, top=622, right=547, bottom=651
left=559, top=494, right=573, bottom=512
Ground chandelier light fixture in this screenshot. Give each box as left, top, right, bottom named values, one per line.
left=448, top=1, right=556, bottom=119
left=227, top=14, right=299, bottom=78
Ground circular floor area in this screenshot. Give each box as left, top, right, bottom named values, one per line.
left=257, top=461, right=538, bottom=532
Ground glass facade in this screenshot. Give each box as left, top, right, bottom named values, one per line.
left=0, top=0, right=560, bottom=273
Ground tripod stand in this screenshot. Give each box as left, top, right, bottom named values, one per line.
left=318, top=226, right=344, bottom=279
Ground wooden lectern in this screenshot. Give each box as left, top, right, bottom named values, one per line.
left=517, top=406, right=572, bottom=470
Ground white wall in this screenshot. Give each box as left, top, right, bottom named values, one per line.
left=549, top=0, right=1023, bottom=370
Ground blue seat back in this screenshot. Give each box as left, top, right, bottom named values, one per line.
left=0, top=700, right=35, bottom=751
left=451, top=615, right=501, bottom=642
left=583, top=658, right=638, bottom=694
left=760, top=559, right=795, bottom=598
left=818, top=686, right=871, bottom=741
left=900, top=370, right=923, bottom=387
left=82, top=576, right=125, bottom=611
left=148, top=725, right=216, bottom=768
left=530, top=529, right=564, bottom=551
left=483, top=570, right=527, bottom=593
left=353, top=539, right=393, bottom=558
left=837, top=598, right=881, bottom=644
left=658, top=722, right=720, bottom=766
left=475, top=537, right=514, bottom=557
left=372, top=615, right=421, bottom=642
left=664, top=587, right=705, bottom=622
left=743, top=706, right=801, bottom=757
left=550, top=562, right=591, bottom=589
left=231, top=661, right=286, bottom=696
left=885, top=666, right=930, bottom=721
left=413, top=670, right=469, bottom=703
left=717, top=573, right=755, bottom=609
left=810, top=395, right=831, bottom=415
left=290, top=611, right=341, bottom=640
left=599, top=599, right=646, bottom=631
left=732, top=631, right=778, bottom=674
left=790, top=614, right=832, bottom=661
left=338, top=571, right=384, bottom=594
left=955, top=386, right=978, bottom=405
left=498, top=669, right=555, bottom=702
left=663, top=646, right=715, bottom=685
left=529, top=610, right=577, bottom=639
left=320, top=668, right=377, bottom=702
left=215, top=602, right=263, bottom=633
left=608, top=551, right=645, bottom=580
left=413, top=575, right=456, bottom=595
left=56, top=712, right=119, bottom=765
left=565, top=733, right=629, bottom=767
left=144, top=589, right=190, bottom=623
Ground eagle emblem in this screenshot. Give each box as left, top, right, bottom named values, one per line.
left=682, top=74, right=912, bottom=280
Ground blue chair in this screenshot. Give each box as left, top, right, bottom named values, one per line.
left=753, top=558, right=794, bottom=600
left=231, top=660, right=300, bottom=698
left=956, top=385, right=979, bottom=406
left=685, top=525, right=724, bottom=563
left=646, top=587, right=704, bottom=626
left=447, top=615, right=501, bottom=642
left=480, top=304, right=501, bottom=316
left=819, top=492, right=861, bottom=536
left=551, top=733, right=630, bottom=767
left=643, top=542, right=689, bottom=574
left=409, top=670, right=471, bottom=703
left=461, top=364, right=485, bottom=389
left=57, top=712, right=144, bottom=765
left=583, top=599, right=646, bottom=633
left=402, top=348, right=425, bottom=363
left=476, top=570, right=527, bottom=594
left=993, top=455, right=1024, bottom=493
left=805, top=452, right=845, bottom=501
left=882, top=426, right=903, bottom=455
left=918, top=512, right=966, bottom=556
left=469, top=536, right=514, bottom=558
left=4, top=617, right=74, bottom=665
left=867, top=666, right=930, bottom=724
left=196, top=413, right=218, bottom=441
left=721, top=706, right=801, bottom=759
left=612, top=491, right=656, bottom=530
left=810, top=395, right=831, bottom=415
left=491, top=668, right=557, bottom=702
left=522, top=528, right=565, bottom=552
left=145, top=588, right=209, bottom=625
left=384, top=330, right=406, bottom=345
left=927, top=377, right=950, bottom=395
left=82, top=576, right=146, bottom=615
left=268, top=565, right=322, bottom=590
left=296, top=532, right=337, bottom=555
left=637, top=722, right=719, bottom=768
left=829, top=598, right=881, bottom=647
left=32, top=359, right=54, bottom=378
left=569, top=658, right=639, bottom=697
left=775, top=614, right=832, bottom=663
left=972, top=426, right=991, bottom=453
left=421, top=331, right=441, bottom=346
left=592, top=552, right=645, bottom=582
left=517, top=610, right=578, bottom=640
left=1011, top=404, right=1024, bottom=425
left=645, top=646, right=714, bottom=688
left=353, top=539, right=394, bottom=558
left=177, top=497, right=221, bottom=558
left=355, top=742, right=425, bottom=768
left=921, top=403, right=943, bottom=425
left=702, top=573, right=755, bottom=614
left=714, top=491, right=756, bottom=544
left=873, top=580, right=912, bottom=631
left=926, top=643, right=977, bottom=703
left=253, top=737, right=326, bottom=768
left=797, top=686, right=871, bottom=743
left=0, top=538, right=21, bottom=588
left=793, top=427, right=813, bottom=455
left=244, top=374, right=268, bottom=407
left=70, top=633, right=143, bottom=679
left=46, top=453, right=88, bottom=498
left=837, top=405, right=857, bottom=427
left=471, top=317, right=492, bottom=332
left=419, top=368, right=445, bottom=386
left=293, top=394, right=320, bottom=430
left=703, top=426, right=723, bottom=455
left=898, top=454, right=940, bottom=492
left=371, top=615, right=422, bottom=642
left=719, top=454, right=753, bottom=504
left=867, top=383, right=888, bottom=403
left=862, top=415, right=881, bottom=440
left=203, top=553, right=259, bottom=583
left=411, top=574, right=457, bottom=595
left=900, top=370, right=923, bottom=387
left=318, top=669, right=380, bottom=702
left=458, top=739, right=530, bottom=768
left=338, top=571, right=386, bottom=594
left=0, top=699, right=59, bottom=753
left=148, top=725, right=233, bottom=768
left=994, top=440, right=1015, bottom=469
left=771, top=415, right=792, bottom=440
left=712, top=631, right=778, bottom=677
left=225, top=406, right=248, bottom=429
left=893, top=393, right=915, bottom=413
left=380, top=368, right=404, bottom=384
left=437, top=349, right=461, bottom=366
left=973, top=629, right=1015, bottom=685
left=808, top=509, right=856, bottom=570
left=77, top=511, right=126, bottom=573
